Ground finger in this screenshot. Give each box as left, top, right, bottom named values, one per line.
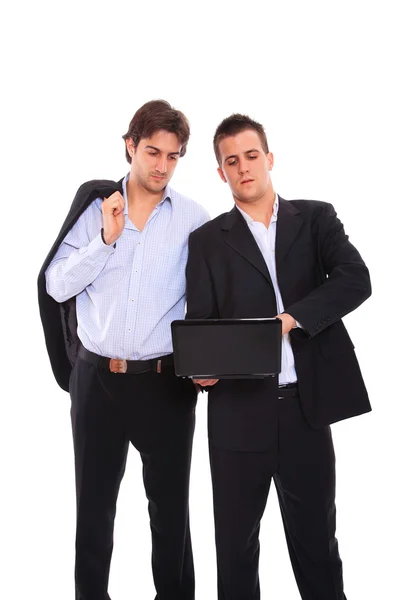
left=115, top=196, right=125, bottom=213
left=196, top=379, right=218, bottom=386
left=102, top=198, right=119, bottom=213
left=103, top=192, right=123, bottom=205
left=111, top=197, right=124, bottom=211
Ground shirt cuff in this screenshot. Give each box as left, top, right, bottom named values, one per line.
left=78, top=232, right=116, bottom=256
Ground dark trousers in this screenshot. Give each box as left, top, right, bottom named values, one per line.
left=209, top=389, right=346, bottom=600
left=69, top=355, right=197, bottom=600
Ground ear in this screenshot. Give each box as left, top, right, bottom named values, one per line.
left=217, top=167, right=227, bottom=183
left=125, top=138, right=136, bottom=158
left=266, top=152, right=274, bottom=171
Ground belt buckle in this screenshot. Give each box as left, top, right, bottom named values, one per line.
left=109, top=358, right=128, bottom=374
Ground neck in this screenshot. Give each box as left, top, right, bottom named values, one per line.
left=235, top=187, right=276, bottom=226
left=126, top=176, right=165, bottom=208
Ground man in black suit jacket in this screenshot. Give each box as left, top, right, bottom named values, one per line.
left=185, top=114, right=371, bottom=600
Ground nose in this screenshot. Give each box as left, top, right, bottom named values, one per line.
left=238, top=160, right=249, bottom=175
left=155, top=156, right=167, bottom=175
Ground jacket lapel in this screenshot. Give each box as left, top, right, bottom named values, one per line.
left=275, top=197, right=303, bottom=265
left=221, top=206, right=273, bottom=288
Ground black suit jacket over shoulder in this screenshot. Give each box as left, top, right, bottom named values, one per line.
left=38, top=179, right=123, bottom=392
left=185, top=197, right=372, bottom=445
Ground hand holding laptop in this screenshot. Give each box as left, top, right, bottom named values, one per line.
left=194, top=378, right=219, bottom=386
left=275, top=313, right=296, bottom=335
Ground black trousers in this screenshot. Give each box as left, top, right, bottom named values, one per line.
left=69, top=354, right=197, bottom=600
left=209, top=389, right=346, bottom=600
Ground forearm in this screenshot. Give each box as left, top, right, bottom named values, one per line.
left=185, top=233, right=218, bottom=319
left=45, top=232, right=115, bottom=302
left=286, top=263, right=371, bottom=337
left=287, top=202, right=372, bottom=337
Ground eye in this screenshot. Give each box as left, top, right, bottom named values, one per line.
left=227, top=159, right=237, bottom=166
left=248, top=155, right=257, bottom=160
left=148, top=151, right=158, bottom=156
left=169, top=155, right=178, bottom=161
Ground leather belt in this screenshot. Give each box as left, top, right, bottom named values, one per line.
left=78, top=346, right=174, bottom=374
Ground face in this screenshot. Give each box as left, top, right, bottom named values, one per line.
left=217, top=129, right=274, bottom=205
left=126, top=130, right=182, bottom=194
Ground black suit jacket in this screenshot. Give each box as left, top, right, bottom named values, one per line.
left=185, top=198, right=372, bottom=450
left=38, top=179, right=123, bottom=392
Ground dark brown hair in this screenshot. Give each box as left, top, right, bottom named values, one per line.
left=122, top=100, right=190, bottom=163
left=213, top=114, right=269, bottom=165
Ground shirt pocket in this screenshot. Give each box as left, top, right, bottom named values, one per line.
left=149, top=241, right=188, bottom=294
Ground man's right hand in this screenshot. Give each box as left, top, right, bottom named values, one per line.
left=101, top=192, right=125, bottom=245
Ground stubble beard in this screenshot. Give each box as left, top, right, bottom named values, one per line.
left=137, top=171, right=168, bottom=196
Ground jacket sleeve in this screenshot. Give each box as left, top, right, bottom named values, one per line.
left=185, top=230, right=219, bottom=393
left=285, top=203, right=371, bottom=337
left=185, top=230, right=218, bottom=320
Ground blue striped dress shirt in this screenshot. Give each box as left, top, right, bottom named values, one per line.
left=45, top=175, right=210, bottom=360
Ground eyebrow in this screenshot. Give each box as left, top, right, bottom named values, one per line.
left=224, top=149, right=260, bottom=163
left=145, top=145, right=180, bottom=156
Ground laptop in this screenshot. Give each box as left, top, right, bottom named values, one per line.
left=171, top=318, right=282, bottom=379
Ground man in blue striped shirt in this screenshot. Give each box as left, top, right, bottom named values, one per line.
left=44, top=100, right=209, bottom=600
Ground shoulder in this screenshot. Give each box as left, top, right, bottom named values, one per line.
left=168, top=186, right=210, bottom=226
left=283, top=197, right=333, bottom=214
left=75, top=178, right=122, bottom=203
left=281, top=197, right=337, bottom=226
left=189, top=211, right=230, bottom=241
left=75, top=178, right=119, bottom=197
left=71, top=178, right=123, bottom=215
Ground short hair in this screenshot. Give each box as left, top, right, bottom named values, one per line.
left=213, top=113, right=269, bottom=165
left=122, top=100, right=190, bottom=163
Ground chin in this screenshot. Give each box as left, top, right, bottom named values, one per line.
left=148, top=181, right=167, bottom=192
left=236, top=191, right=256, bottom=203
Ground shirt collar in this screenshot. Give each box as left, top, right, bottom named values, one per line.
left=236, top=194, right=279, bottom=225
left=122, top=173, right=171, bottom=215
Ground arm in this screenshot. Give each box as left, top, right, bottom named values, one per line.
left=285, top=203, right=371, bottom=337
left=185, top=230, right=219, bottom=387
left=45, top=229, right=115, bottom=303
left=185, top=230, right=218, bottom=320
left=45, top=192, right=125, bottom=303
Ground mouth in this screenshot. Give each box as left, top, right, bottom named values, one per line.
left=151, top=174, right=166, bottom=181
left=240, top=178, right=254, bottom=185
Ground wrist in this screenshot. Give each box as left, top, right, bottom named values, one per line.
left=101, top=228, right=117, bottom=248
left=286, top=313, right=296, bottom=329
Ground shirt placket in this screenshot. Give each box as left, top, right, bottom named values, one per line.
left=268, top=221, right=290, bottom=382
left=122, top=206, right=162, bottom=360
left=123, top=228, right=147, bottom=360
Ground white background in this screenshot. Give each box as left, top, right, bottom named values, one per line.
left=2, top=1, right=399, bottom=598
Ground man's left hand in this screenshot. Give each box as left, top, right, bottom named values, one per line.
left=276, top=313, right=296, bottom=336
left=194, top=379, right=219, bottom=387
